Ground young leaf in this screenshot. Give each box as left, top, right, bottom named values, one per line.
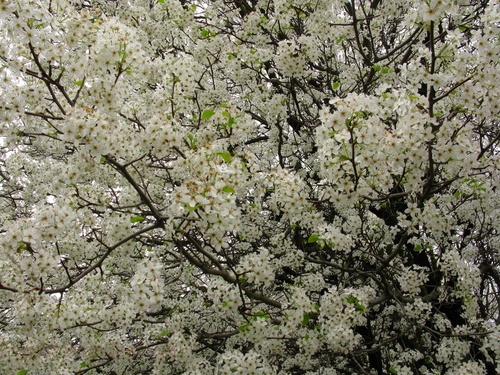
left=17, top=371, right=29, bottom=375
left=308, top=234, right=319, bottom=243
left=224, top=117, right=235, bottom=129
left=186, top=203, right=201, bottom=211
left=222, top=186, right=235, bottom=194
left=130, top=216, right=145, bottom=223
left=346, top=295, right=358, bottom=304
left=201, top=109, right=215, bottom=120
left=302, top=313, right=310, bottom=326
left=159, top=329, right=170, bottom=337
left=253, top=310, right=269, bottom=320
left=238, top=323, right=250, bottom=331
left=216, top=151, right=232, bottom=163
left=346, top=295, right=366, bottom=313
left=152, top=329, right=171, bottom=341
left=187, top=134, right=197, bottom=149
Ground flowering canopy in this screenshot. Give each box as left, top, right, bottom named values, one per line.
left=0, top=0, right=499, bottom=374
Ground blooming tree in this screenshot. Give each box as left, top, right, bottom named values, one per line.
left=0, top=0, right=499, bottom=373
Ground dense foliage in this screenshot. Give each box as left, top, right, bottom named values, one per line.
left=1, top=0, right=499, bottom=373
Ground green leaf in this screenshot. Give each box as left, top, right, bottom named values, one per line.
left=17, top=371, right=29, bottom=375
left=381, top=66, right=390, bottom=74
left=221, top=110, right=236, bottom=128
left=130, top=216, right=145, bottom=223
left=159, top=329, right=170, bottom=337
left=253, top=310, right=269, bottom=319
left=250, top=311, right=269, bottom=322
left=16, top=241, right=29, bottom=253
left=238, top=323, right=251, bottom=331
left=75, top=80, right=84, bottom=87
left=200, top=29, right=216, bottom=37
left=80, top=362, right=88, bottom=369
left=216, top=151, right=232, bottom=163
left=301, top=313, right=310, bottom=326
left=308, top=234, right=319, bottom=243
left=346, top=295, right=357, bottom=304
left=187, top=134, right=197, bottom=149
left=157, top=0, right=164, bottom=3
left=389, top=367, right=398, bottom=375
left=346, top=295, right=366, bottom=313
left=222, top=186, right=235, bottom=194
left=332, top=81, right=341, bottom=90
left=186, top=203, right=201, bottom=211
left=167, top=308, right=178, bottom=316
left=371, top=65, right=381, bottom=71
left=413, top=244, right=423, bottom=252
left=152, top=329, right=171, bottom=340
left=201, top=109, right=215, bottom=120
left=354, top=110, right=371, bottom=118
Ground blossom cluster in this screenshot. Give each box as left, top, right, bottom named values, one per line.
left=0, top=0, right=499, bottom=374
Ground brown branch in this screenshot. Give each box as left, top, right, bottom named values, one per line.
left=28, top=43, right=67, bottom=114
left=44, top=223, right=159, bottom=294
left=374, top=27, right=423, bottom=63
left=376, top=232, right=409, bottom=271
left=72, top=76, right=86, bottom=104
left=0, top=282, right=18, bottom=293
left=104, top=156, right=165, bottom=227
left=433, top=75, right=474, bottom=103
left=477, top=132, right=500, bottom=160
left=176, top=238, right=282, bottom=309
left=74, top=358, right=113, bottom=375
